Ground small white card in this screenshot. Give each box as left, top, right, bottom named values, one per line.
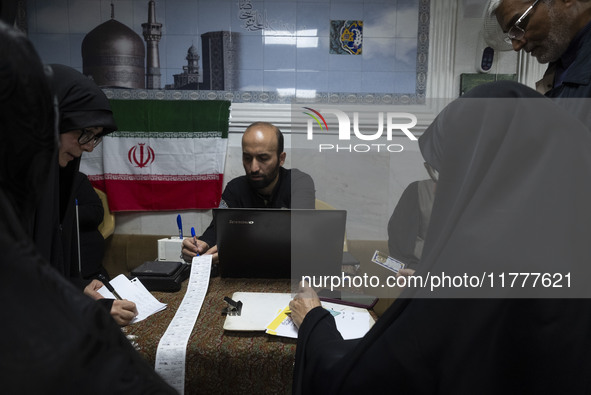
left=371, top=250, right=406, bottom=273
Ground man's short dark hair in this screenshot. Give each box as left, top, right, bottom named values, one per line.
left=246, top=121, right=284, bottom=157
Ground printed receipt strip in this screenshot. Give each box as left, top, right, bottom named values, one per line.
left=154, top=255, right=212, bottom=394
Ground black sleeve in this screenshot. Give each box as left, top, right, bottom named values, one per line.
left=293, top=307, right=360, bottom=395
left=387, top=181, right=421, bottom=268
left=291, top=169, right=316, bottom=209
left=2, top=219, right=177, bottom=394
left=97, top=297, right=115, bottom=313
left=199, top=179, right=244, bottom=247
left=75, top=174, right=104, bottom=229
left=292, top=299, right=435, bottom=395
left=198, top=221, right=216, bottom=248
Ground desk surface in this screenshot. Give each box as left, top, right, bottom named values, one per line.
left=125, top=277, right=296, bottom=395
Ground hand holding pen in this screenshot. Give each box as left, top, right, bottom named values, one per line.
left=83, top=276, right=137, bottom=326
left=97, top=274, right=123, bottom=300
left=191, top=227, right=199, bottom=256
left=181, top=226, right=207, bottom=262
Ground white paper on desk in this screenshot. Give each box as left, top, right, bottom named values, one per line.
left=266, top=309, right=298, bottom=338
left=324, top=302, right=373, bottom=340
left=266, top=301, right=373, bottom=340
left=97, top=274, right=167, bottom=324
left=223, top=292, right=293, bottom=331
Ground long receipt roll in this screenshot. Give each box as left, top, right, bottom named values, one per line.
left=155, top=255, right=212, bottom=394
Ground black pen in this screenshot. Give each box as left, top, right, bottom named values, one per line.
left=98, top=274, right=122, bottom=300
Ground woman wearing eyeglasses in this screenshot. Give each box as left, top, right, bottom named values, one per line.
left=33, top=64, right=138, bottom=326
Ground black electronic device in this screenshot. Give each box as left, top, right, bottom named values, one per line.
left=479, top=46, right=495, bottom=72
left=130, top=260, right=190, bottom=292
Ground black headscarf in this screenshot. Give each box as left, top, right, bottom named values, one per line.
left=294, top=81, right=591, bottom=394
left=415, top=80, right=591, bottom=298
left=49, top=64, right=116, bottom=135
left=50, top=64, right=116, bottom=221
left=34, top=65, right=117, bottom=277
left=0, top=22, right=175, bottom=394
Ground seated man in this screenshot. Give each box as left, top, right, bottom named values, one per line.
left=181, top=121, right=315, bottom=264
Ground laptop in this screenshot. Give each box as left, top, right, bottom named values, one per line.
left=214, top=208, right=347, bottom=279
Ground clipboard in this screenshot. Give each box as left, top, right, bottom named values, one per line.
left=223, top=292, right=292, bottom=331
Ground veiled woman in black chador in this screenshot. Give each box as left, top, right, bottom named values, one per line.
left=290, top=81, right=591, bottom=394
left=0, top=21, right=175, bottom=393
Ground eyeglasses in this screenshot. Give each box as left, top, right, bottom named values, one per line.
left=424, top=162, right=439, bottom=183
left=78, top=128, right=103, bottom=147
left=506, top=0, right=541, bottom=42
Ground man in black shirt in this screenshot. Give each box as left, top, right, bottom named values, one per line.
left=181, top=121, right=315, bottom=264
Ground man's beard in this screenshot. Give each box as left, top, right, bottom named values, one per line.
left=535, top=8, right=571, bottom=64
left=247, top=163, right=280, bottom=190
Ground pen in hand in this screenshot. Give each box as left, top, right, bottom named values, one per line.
left=191, top=227, right=200, bottom=256
left=98, top=274, right=122, bottom=300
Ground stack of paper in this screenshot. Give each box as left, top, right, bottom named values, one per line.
left=98, top=274, right=167, bottom=324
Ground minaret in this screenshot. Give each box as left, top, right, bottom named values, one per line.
left=186, top=44, right=200, bottom=75
left=142, top=1, right=162, bottom=89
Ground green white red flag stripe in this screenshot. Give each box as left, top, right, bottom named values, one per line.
left=80, top=100, right=230, bottom=211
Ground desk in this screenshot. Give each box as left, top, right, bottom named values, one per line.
left=125, top=277, right=296, bottom=395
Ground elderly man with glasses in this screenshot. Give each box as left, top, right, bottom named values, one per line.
left=494, top=0, right=591, bottom=98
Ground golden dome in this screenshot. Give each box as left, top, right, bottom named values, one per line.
left=82, top=19, right=146, bottom=88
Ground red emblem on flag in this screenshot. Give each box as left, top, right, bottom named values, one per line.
left=128, top=143, right=155, bottom=168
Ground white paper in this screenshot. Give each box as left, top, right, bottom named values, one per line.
left=154, top=255, right=212, bottom=395
left=223, top=292, right=293, bottom=331
left=266, top=301, right=373, bottom=340
left=324, top=302, right=372, bottom=340
left=97, top=274, right=167, bottom=324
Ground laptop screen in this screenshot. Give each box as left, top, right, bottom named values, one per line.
left=215, top=208, right=346, bottom=279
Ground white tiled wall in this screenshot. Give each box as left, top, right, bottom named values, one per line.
left=27, top=0, right=421, bottom=96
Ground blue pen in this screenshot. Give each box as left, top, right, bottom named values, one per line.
left=177, top=214, right=183, bottom=239
left=191, top=227, right=200, bottom=256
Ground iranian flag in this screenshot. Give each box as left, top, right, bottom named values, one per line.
left=80, top=100, right=231, bottom=211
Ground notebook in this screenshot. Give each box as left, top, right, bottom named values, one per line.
left=214, top=208, right=346, bottom=279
